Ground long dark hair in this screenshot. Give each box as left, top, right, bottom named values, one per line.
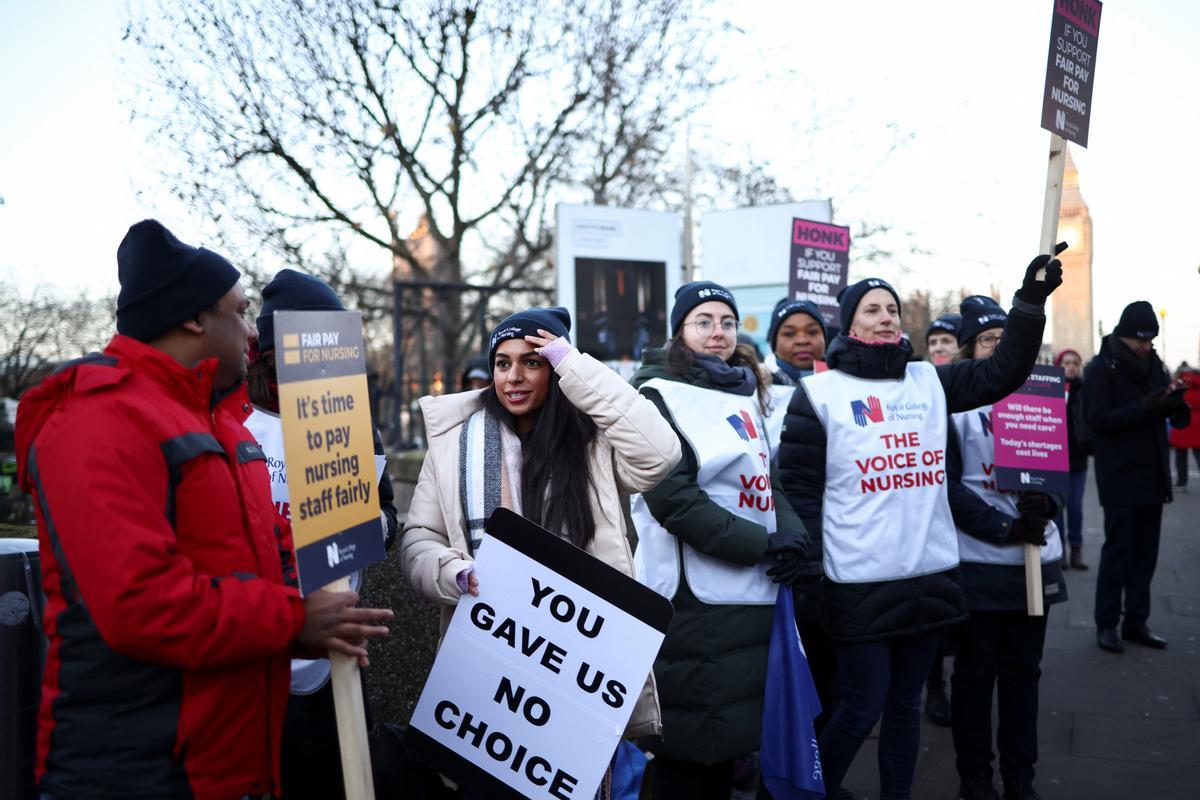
left=483, top=372, right=600, bottom=549
left=665, top=336, right=771, bottom=414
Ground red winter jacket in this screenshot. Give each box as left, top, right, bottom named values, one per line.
left=1169, top=370, right=1200, bottom=449
left=15, top=335, right=305, bottom=800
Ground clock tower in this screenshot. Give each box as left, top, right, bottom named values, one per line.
left=1052, top=147, right=1095, bottom=357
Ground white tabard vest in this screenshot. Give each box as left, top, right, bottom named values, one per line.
left=952, top=406, right=1063, bottom=565
left=245, top=407, right=361, bottom=695
left=800, top=362, right=959, bottom=583
left=631, top=379, right=777, bottom=605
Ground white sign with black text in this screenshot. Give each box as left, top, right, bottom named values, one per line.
left=408, top=509, right=673, bottom=800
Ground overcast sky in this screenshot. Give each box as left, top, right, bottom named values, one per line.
left=2, top=0, right=1197, bottom=365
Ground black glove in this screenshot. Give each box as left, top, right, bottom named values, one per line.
left=766, top=528, right=808, bottom=558
left=1008, top=515, right=1048, bottom=546
left=1014, top=241, right=1068, bottom=305
left=767, top=551, right=809, bottom=586
left=1143, top=386, right=1186, bottom=417
left=1016, top=492, right=1053, bottom=519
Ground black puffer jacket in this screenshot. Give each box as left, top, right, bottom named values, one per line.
left=778, top=296, right=1046, bottom=643
left=1083, top=335, right=1190, bottom=506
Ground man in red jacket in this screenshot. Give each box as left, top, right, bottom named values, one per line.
left=16, top=220, right=393, bottom=800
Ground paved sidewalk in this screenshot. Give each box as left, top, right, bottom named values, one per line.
left=841, top=470, right=1200, bottom=799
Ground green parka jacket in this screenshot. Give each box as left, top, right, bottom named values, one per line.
left=631, top=347, right=805, bottom=765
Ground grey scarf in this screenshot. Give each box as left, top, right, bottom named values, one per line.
left=693, top=352, right=757, bottom=396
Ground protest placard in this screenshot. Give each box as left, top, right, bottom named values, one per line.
left=993, top=364, right=1069, bottom=616
left=993, top=365, right=1069, bottom=495
left=408, top=509, right=673, bottom=800
left=274, top=309, right=386, bottom=800
left=1040, top=0, right=1102, bottom=148
left=275, top=310, right=386, bottom=595
left=788, top=218, right=850, bottom=333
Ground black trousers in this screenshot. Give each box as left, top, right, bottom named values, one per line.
left=797, top=611, right=839, bottom=736
left=280, top=681, right=346, bottom=800
left=649, top=756, right=733, bottom=800
left=951, top=611, right=1048, bottom=787
left=1175, top=448, right=1200, bottom=486
left=1094, top=504, right=1163, bottom=629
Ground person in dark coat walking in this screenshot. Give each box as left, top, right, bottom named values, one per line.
left=630, top=281, right=809, bottom=800
left=1084, top=301, right=1191, bottom=653
left=778, top=246, right=1065, bottom=800
left=1053, top=348, right=1091, bottom=569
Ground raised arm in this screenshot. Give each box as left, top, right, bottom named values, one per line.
left=543, top=340, right=682, bottom=492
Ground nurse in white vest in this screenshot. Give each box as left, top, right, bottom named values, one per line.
left=946, top=296, right=1066, bottom=800
left=777, top=245, right=1067, bottom=800
left=244, top=269, right=399, bottom=800
left=630, top=281, right=809, bottom=799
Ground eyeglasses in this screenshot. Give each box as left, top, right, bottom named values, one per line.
left=976, top=333, right=1003, bottom=348
left=685, top=318, right=741, bottom=335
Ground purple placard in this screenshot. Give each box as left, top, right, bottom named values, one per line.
left=993, top=365, right=1069, bottom=494
left=1040, top=0, right=1102, bottom=147
left=789, top=218, right=850, bottom=332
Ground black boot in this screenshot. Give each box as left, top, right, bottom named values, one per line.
left=959, top=774, right=1001, bottom=800
left=1003, top=779, right=1042, bottom=799
left=1096, top=627, right=1124, bottom=653
left=1121, top=622, right=1168, bottom=649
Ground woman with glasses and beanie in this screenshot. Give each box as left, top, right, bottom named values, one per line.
left=946, top=295, right=1066, bottom=800
left=777, top=246, right=1067, bottom=800
left=630, top=281, right=810, bottom=799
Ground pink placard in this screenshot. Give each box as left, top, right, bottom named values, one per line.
left=992, top=365, right=1069, bottom=493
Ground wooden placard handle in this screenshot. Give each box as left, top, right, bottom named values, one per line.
left=326, top=574, right=376, bottom=800
left=1023, top=132, right=1067, bottom=616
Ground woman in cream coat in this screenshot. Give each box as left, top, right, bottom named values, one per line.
left=401, top=306, right=681, bottom=739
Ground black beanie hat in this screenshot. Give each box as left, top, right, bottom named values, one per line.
left=670, top=281, right=739, bottom=337
left=926, top=313, right=962, bottom=343
left=489, top=307, right=571, bottom=363
left=957, top=295, right=1007, bottom=347
left=1114, top=300, right=1159, bottom=340
left=115, top=220, right=241, bottom=343
left=767, top=298, right=828, bottom=351
left=460, top=355, right=491, bottom=389
left=256, top=269, right=345, bottom=352
left=836, top=278, right=901, bottom=334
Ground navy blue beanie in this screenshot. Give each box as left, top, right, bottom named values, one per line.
left=489, top=307, right=571, bottom=363
left=926, top=313, right=962, bottom=343
left=1114, top=300, right=1159, bottom=340
left=836, top=278, right=901, bottom=334
left=670, top=281, right=739, bottom=337
left=115, top=220, right=241, bottom=343
left=256, top=269, right=345, bottom=352
left=957, top=296, right=1007, bottom=347
left=767, top=298, right=827, bottom=351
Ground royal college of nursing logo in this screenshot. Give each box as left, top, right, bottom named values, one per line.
left=326, top=540, right=341, bottom=568
left=726, top=410, right=760, bottom=442
left=850, top=396, right=884, bottom=428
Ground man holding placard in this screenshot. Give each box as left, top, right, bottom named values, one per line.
left=14, top=220, right=393, bottom=800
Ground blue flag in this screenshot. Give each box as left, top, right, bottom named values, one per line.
left=761, top=585, right=825, bottom=799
